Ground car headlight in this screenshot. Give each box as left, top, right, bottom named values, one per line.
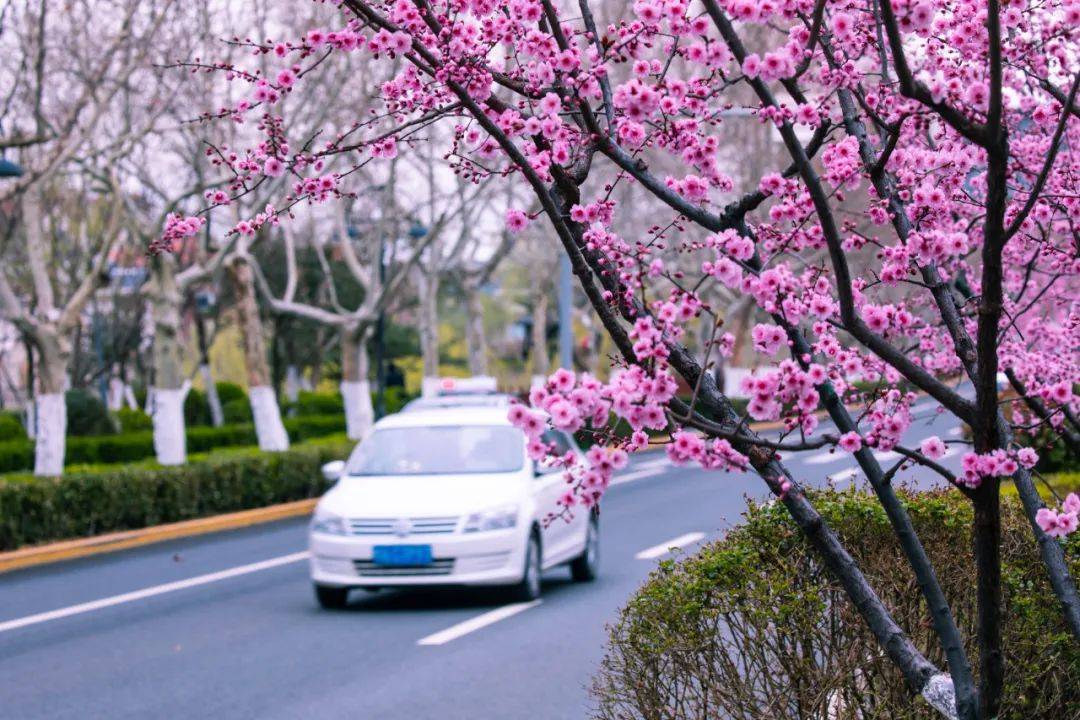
left=463, top=504, right=519, bottom=533
left=310, top=511, right=348, bottom=536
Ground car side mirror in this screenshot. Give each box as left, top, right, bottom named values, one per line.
left=321, top=460, right=346, bottom=483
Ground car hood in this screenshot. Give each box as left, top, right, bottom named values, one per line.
left=319, top=472, right=526, bottom=517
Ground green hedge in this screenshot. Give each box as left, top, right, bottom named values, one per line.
left=593, top=490, right=1079, bottom=719
left=0, top=412, right=24, bottom=441
left=0, top=414, right=346, bottom=474
left=0, top=436, right=352, bottom=550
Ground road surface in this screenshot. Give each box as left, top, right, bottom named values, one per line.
left=0, top=398, right=965, bottom=719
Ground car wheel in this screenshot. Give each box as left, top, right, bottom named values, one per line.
left=314, top=584, right=350, bottom=609
left=509, top=532, right=542, bottom=602
left=570, top=515, right=599, bottom=582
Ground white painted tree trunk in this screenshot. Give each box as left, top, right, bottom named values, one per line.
left=33, top=392, right=66, bottom=477
left=200, top=364, right=224, bottom=427
left=229, top=255, right=289, bottom=452
left=107, top=376, right=125, bottom=411
left=250, top=385, right=289, bottom=451
left=151, top=386, right=188, bottom=466
left=149, top=257, right=190, bottom=465
left=23, top=402, right=36, bottom=439
left=341, top=380, right=374, bottom=440
left=285, top=365, right=301, bottom=405
left=340, top=328, right=374, bottom=440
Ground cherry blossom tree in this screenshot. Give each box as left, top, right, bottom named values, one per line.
left=0, top=0, right=187, bottom=474
left=162, top=0, right=1079, bottom=716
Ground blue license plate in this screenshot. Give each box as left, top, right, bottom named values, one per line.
left=372, top=545, right=433, bottom=566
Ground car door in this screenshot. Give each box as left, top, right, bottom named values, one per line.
left=533, top=429, right=580, bottom=566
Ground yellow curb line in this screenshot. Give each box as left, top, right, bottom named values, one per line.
left=0, top=498, right=318, bottom=575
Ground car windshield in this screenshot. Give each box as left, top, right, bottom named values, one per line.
left=345, top=425, right=524, bottom=476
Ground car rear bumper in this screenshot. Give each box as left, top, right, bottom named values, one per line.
left=308, top=528, right=525, bottom=588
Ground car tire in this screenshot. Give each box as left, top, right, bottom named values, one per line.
left=508, top=532, right=542, bottom=602
left=570, top=515, right=599, bottom=582
left=314, top=584, right=349, bottom=609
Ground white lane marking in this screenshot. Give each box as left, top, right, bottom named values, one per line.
left=873, top=451, right=900, bottom=462
left=417, top=600, right=541, bottom=645
left=829, top=468, right=859, bottom=482
left=612, top=467, right=666, bottom=485
left=805, top=451, right=843, bottom=465
left=0, top=551, right=310, bottom=634
left=948, top=426, right=964, bottom=437
left=634, top=457, right=670, bottom=471
left=635, top=532, right=706, bottom=560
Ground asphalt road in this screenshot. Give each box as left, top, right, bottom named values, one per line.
left=0, top=398, right=965, bottom=720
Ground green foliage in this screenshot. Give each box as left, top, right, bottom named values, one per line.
left=0, top=412, right=25, bottom=441
left=114, top=408, right=152, bottom=433
left=593, top=489, right=1079, bottom=720
left=222, top=398, right=252, bottom=424
left=289, top=391, right=344, bottom=416
left=65, top=389, right=115, bottom=436
left=381, top=386, right=417, bottom=415
left=0, top=415, right=345, bottom=473
left=183, top=389, right=211, bottom=426
left=0, top=437, right=352, bottom=550
left=215, top=382, right=247, bottom=405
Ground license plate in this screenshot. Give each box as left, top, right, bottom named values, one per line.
left=372, top=545, right=433, bottom=566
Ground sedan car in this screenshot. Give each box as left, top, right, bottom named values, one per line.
left=308, top=406, right=599, bottom=609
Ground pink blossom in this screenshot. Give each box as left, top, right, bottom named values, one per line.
left=920, top=436, right=946, bottom=460
left=838, top=432, right=863, bottom=453
left=505, top=209, right=530, bottom=233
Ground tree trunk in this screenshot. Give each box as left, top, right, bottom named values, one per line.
left=418, top=271, right=440, bottom=381
left=463, top=282, right=489, bottom=376
left=531, top=288, right=550, bottom=378
left=228, top=256, right=288, bottom=451
left=195, top=314, right=224, bottom=427
left=33, top=329, right=70, bottom=477
left=148, top=258, right=188, bottom=465
left=340, top=326, right=374, bottom=441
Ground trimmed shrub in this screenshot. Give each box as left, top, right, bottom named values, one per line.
left=184, top=389, right=211, bottom=427
left=0, top=412, right=25, bottom=441
left=0, top=437, right=352, bottom=550
left=222, top=397, right=251, bottom=424
left=291, top=391, right=344, bottom=416
left=65, top=389, right=115, bottom=436
left=0, top=415, right=346, bottom=473
left=593, top=490, right=1079, bottom=720
left=115, top=408, right=152, bottom=433
left=215, top=382, right=247, bottom=405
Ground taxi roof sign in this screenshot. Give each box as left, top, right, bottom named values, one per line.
left=422, top=376, right=498, bottom=399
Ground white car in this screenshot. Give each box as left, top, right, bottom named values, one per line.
left=308, top=406, right=599, bottom=609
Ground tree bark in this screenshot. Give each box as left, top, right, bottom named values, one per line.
left=418, top=271, right=440, bottom=380
left=228, top=255, right=288, bottom=451
left=148, top=257, right=188, bottom=465
left=531, top=287, right=550, bottom=378
left=32, top=328, right=69, bottom=477
left=340, top=325, right=374, bottom=441
left=463, top=282, right=489, bottom=376
left=195, top=314, right=224, bottom=428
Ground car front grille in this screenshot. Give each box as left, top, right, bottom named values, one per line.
left=353, top=558, right=455, bottom=577
left=347, top=516, right=460, bottom=536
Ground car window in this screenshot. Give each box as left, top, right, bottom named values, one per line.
left=345, top=425, right=524, bottom=475
left=536, top=429, right=574, bottom=475
left=541, top=429, right=572, bottom=456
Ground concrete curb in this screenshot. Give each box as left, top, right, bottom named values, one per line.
left=0, top=498, right=318, bottom=575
